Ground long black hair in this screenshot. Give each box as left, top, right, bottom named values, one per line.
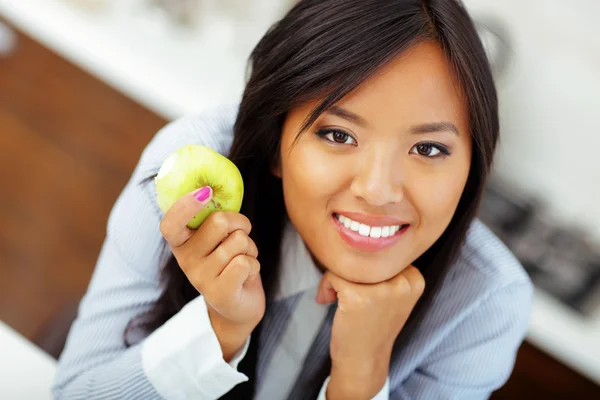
left=126, top=0, right=498, bottom=393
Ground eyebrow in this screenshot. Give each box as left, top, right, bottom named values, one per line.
left=410, top=122, right=459, bottom=136
left=327, top=106, right=370, bottom=128
left=326, top=106, right=459, bottom=136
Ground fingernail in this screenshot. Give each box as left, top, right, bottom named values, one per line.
left=194, top=186, right=211, bottom=202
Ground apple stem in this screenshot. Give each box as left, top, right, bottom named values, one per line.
left=211, top=198, right=222, bottom=209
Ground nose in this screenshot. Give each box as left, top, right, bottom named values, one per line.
left=350, top=148, right=404, bottom=207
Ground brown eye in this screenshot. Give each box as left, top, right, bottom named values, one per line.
left=333, top=131, right=349, bottom=143
left=417, top=143, right=434, bottom=156
left=410, top=142, right=450, bottom=158
left=316, top=128, right=357, bottom=145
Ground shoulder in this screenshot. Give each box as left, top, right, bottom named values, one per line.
left=133, top=103, right=240, bottom=183
left=448, top=218, right=534, bottom=319
left=390, top=220, right=534, bottom=392
left=457, top=218, right=532, bottom=290
left=427, top=217, right=534, bottom=343
left=408, top=218, right=534, bottom=355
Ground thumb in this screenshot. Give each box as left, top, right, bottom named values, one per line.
left=159, top=186, right=212, bottom=248
left=316, top=271, right=339, bottom=305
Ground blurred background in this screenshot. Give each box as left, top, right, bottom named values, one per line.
left=0, top=0, right=599, bottom=398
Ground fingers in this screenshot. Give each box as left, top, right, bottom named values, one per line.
left=316, top=266, right=425, bottom=305
left=219, top=255, right=261, bottom=293
left=189, top=211, right=253, bottom=259
left=159, top=186, right=213, bottom=248
left=397, top=265, right=426, bottom=297
left=316, top=271, right=341, bottom=305
left=203, top=230, right=258, bottom=278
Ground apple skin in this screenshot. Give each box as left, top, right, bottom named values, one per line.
left=155, top=144, right=244, bottom=229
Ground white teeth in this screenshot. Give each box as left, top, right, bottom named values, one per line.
left=358, top=224, right=371, bottom=236
left=370, top=227, right=382, bottom=238
left=336, top=214, right=403, bottom=238
left=382, top=226, right=390, bottom=238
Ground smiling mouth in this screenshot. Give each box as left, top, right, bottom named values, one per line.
left=333, top=213, right=408, bottom=238
left=332, top=213, right=410, bottom=252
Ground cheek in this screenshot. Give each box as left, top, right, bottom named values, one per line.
left=410, top=161, right=470, bottom=241
left=280, top=140, right=349, bottom=214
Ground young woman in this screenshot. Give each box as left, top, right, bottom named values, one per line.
left=53, top=0, right=533, bottom=399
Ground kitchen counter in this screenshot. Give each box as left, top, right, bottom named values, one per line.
left=0, top=0, right=290, bottom=120
left=0, top=321, right=56, bottom=399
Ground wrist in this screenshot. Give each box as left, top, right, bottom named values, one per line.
left=207, top=306, right=255, bottom=362
left=328, top=358, right=389, bottom=399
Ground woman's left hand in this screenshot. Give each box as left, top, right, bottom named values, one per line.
left=316, top=266, right=426, bottom=399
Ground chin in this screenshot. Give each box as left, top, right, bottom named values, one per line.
left=328, top=261, right=403, bottom=284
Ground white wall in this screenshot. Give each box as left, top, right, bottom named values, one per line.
left=463, top=0, right=600, bottom=241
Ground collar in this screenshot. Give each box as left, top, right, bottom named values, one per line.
left=273, top=220, right=324, bottom=302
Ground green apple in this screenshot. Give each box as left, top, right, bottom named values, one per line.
left=155, top=144, right=244, bottom=229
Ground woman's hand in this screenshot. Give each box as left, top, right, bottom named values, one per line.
left=159, top=186, right=265, bottom=361
left=316, top=266, right=425, bottom=399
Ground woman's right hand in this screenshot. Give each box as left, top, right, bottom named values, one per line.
left=159, top=186, right=265, bottom=361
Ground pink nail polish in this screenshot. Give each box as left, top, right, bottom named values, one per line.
left=194, top=186, right=211, bottom=202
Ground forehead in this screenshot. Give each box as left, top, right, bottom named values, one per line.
left=331, top=41, right=469, bottom=133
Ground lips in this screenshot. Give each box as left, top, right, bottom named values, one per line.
left=332, top=213, right=409, bottom=252
left=335, top=211, right=408, bottom=227
left=335, top=213, right=405, bottom=239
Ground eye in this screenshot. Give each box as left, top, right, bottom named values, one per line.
left=316, top=128, right=357, bottom=146
left=410, top=142, right=451, bottom=158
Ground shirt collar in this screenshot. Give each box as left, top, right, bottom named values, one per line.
left=273, top=219, right=324, bottom=302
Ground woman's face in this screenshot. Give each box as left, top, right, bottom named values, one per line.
left=277, top=41, right=472, bottom=284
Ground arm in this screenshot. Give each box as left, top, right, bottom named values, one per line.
left=52, top=108, right=248, bottom=399
left=313, top=267, right=426, bottom=400
left=318, top=377, right=390, bottom=400
left=390, top=280, right=534, bottom=400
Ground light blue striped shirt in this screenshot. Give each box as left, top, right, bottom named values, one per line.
left=52, top=104, right=533, bottom=399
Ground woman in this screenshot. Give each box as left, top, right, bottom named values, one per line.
left=53, top=0, right=533, bottom=399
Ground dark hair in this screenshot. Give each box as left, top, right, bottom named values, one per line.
left=126, top=0, right=498, bottom=387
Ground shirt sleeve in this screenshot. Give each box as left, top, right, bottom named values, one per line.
left=317, top=376, right=390, bottom=400
left=51, top=105, right=245, bottom=399
left=390, top=280, right=534, bottom=400
left=141, top=294, right=251, bottom=399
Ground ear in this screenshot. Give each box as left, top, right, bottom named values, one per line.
left=271, top=152, right=282, bottom=178
left=271, top=160, right=282, bottom=178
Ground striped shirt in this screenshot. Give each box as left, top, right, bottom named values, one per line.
left=52, top=104, right=534, bottom=399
